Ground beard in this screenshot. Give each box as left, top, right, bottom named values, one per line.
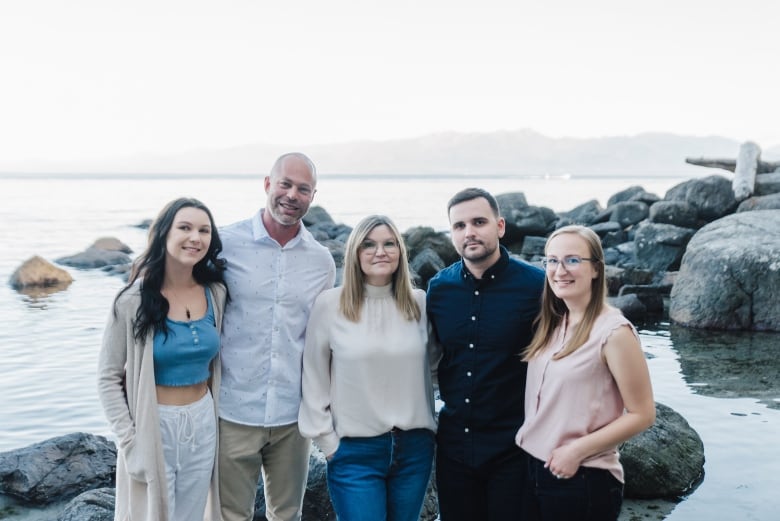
left=459, top=240, right=497, bottom=263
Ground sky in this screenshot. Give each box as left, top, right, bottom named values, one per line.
left=1, top=0, right=779, bottom=163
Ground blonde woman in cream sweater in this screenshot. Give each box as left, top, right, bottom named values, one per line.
left=299, top=214, right=437, bottom=521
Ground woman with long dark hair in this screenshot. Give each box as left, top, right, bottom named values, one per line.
left=98, top=197, right=228, bottom=521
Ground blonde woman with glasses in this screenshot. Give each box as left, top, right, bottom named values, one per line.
left=515, top=225, right=655, bottom=521
left=299, top=215, right=437, bottom=521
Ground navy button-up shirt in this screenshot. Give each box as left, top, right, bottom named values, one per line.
left=427, top=246, right=544, bottom=467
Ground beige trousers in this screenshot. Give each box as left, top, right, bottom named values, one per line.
left=218, top=419, right=310, bottom=521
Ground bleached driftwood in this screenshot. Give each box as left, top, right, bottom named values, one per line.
left=733, top=142, right=760, bottom=201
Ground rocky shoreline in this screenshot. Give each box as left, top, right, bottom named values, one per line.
left=5, top=165, right=780, bottom=519
left=1, top=401, right=701, bottom=521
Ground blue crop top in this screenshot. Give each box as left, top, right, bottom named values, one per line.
left=153, top=286, right=219, bottom=387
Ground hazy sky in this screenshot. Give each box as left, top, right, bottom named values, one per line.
left=1, top=0, right=778, bottom=162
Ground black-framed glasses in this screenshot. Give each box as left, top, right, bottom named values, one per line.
left=542, top=255, right=597, bottom=270
left=360, top=239, right=400, bottom=255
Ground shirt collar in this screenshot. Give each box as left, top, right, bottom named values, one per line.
left=251, top=209, right=314, bottom=247
left=460, top=245, right=510, bottom=283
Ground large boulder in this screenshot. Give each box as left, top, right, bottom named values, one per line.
left=609, top=201, right=649, bottom=229
left=664, top=175, right=738, bottom=222
left=648, top=200, right=699, bottom=228
left=559, top=199, right=603, bottom=225
left=633, top=222, right=696, bottom=272
left=621, top=403, right=704, bottom=499
left=9, top=255, right=73, bottom=291
left=670, top=210, right=780, bottom=331
left=0, top=433, right=116, bottom=505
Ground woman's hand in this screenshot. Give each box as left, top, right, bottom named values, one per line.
left=545, top=442, right=584, bottom=479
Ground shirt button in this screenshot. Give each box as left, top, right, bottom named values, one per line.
left=474, top=290, right=479, bottom=295
left=464, top=427, right=470, bottom=433
left=491, top=274, right=495, bottom=279
left=465, top=398, right=470, bottom=403
left=471, top=316, right=476, bottom=321
left=467, top=371, right=472, bottom=377
left=469, top=343, right=474, bottom=349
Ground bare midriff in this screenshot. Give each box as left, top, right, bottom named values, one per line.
left=156, top=382, right=209, bottom=405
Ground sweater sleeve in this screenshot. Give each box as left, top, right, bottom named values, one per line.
left=96, top=294, right=136, bottom=449
left=298, top=290, right=340, bottom=456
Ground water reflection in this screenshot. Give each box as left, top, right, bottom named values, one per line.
left=16, top=282, right=72, bottom=301
left=669, top=325, right=780, bottom=410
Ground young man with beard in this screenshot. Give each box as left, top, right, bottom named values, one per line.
left=218, top=152, right=336, bottom=521
left=427, top=187, right=545, bottom=521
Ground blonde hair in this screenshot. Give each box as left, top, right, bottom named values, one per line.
left=523, top=225, right=607, bottom=361
left=339, top=215, right=421, bottom=322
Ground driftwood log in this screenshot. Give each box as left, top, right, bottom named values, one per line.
left=685, top=157, right=780, bottom=174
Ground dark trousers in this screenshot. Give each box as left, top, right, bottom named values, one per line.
left=522, top=453, right=623, bottom=521
left=435, top=444, right=526, bottom=521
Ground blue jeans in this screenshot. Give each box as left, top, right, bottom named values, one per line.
left=522, top=452, right=623, bottom=521
left=326, top=428, right=435, bottom=521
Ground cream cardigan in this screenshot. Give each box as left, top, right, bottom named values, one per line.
left=97, top=282, right=226, bottom=521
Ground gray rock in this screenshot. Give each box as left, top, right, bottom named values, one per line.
left=57, top=488, right=114, bottom=521
left=648, top=200, right=699, bottom=228
left=736, top=192, right=780, bottom=212
left=589, top=221, right=623, bottom=236
left=607, top=294, right=647, bottom=322
left=607, top=185, right=646, bottom=206
left=559, top=199, right=602, bottom=225
left=302, top=205, right=335, bottom=226
left=404, top=227, right=458, bottom=267
left=56, top=248, right=132, bottom=269
left=755, top=172, right=780, bottom=196
left=503, top=205, right=558, bottom=243
left=0, top=432, right=116, bottom=505
left=89, top=237, right=132, bottom=254
left=9, top=255, right=73, bottom=291
left=495, top=192, right=528, bottom=213
left=601, top=230, right=628, bottom=248
left=609, top=201, right=649, bottom=228
left=664, top=175, right=738, bottom=222
left=633, top=222, right=696, bottom=272
left=621, top=403, right=705, bottom=499
left=519, top=236, right=547, bottom=260
left=617, top=285, right=665, bottom=314
left=410, top=248, right=446, bottom=289
left=670, top=210, right=780, bottom=331
left=308, top=222, right=352, bottom=242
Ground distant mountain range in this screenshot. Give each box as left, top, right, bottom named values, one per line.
left=3, top=130, right=779, bottom=176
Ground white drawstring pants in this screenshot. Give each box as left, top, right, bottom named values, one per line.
left=158, top=391, right=216, bottom=521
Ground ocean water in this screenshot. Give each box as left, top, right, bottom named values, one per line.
left=1, top=172, right=779, bottom=519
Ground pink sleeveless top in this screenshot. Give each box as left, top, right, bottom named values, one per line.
left=515, top=307, right=637, bottom=483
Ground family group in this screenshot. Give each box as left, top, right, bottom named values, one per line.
left=97, top=152, right=655, bottom=521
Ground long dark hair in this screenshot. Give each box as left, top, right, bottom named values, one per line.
left=114, top=197, right=227, bottom=341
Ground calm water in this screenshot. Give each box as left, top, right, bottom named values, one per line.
left=1, top=173, right=779, bottom=519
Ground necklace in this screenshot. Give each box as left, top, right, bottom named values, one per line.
left=166, top=285, right=192, bottom=321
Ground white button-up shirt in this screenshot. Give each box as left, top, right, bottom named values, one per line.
left=219, top=210, right=336, bottom=426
